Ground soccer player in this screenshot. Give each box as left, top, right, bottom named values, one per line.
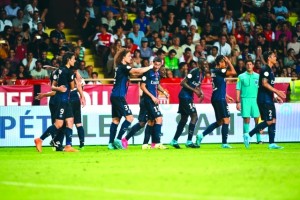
left=34, top=52, right=84, bottom=152
left=140, top=57, right=169, bottom=149
left=236, top=60, right=263, bottom=144
left=243, top=51, right=286, bottom=149
left=196, top=55, right=237, bottom=148
left=109, top=49, right=154, bottom=150
left=170, top=62, right=204, bottom=148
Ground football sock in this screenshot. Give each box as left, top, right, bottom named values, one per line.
left=268, top=123, right=275, bottom=144
left=109, top=123, right=118, bottom=143
left=154, top=124, right=162, bottom=143
left=221, top=124, right=229, bottom=144
left=125, top=123, right=142, bottom=140
left=65, top=127, right=73, bottom=146
left=249, top=121, right=268, bottom=137
left=117, top=120, right=131, bottom=140
left=77, top=126, right=85, bottom=147
left=243, top=123, right=249, bottom=134
left=56, top=127, right=65, bottom=144
left=203, top=122, right=219, bottom=136
left=187, top=123, right=195, bottom=141
left=173, top=119, right=186, bottom=140
left=143, top=125, right=152, bottom=144
left=40, top=125, right=58, bottom=140
left=256, top=133, right=261, bottom=142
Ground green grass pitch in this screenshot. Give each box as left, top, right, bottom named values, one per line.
left=1, top=143, right=300, bottom=200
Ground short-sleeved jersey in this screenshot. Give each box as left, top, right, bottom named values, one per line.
left=179, top=68, right=202, bottom=99
left=111, top=64, right=132, bottom=97
left=49, top=69, right=59, bottom=105
left=211, top=67, right=227, bottom=102
left=141, top=69, right=160, bottom=99
left=257, top=65, right=274, bottom=103
left=53, top=66, right=74, bottom=102
left=236, top=71, right=259, bottom=98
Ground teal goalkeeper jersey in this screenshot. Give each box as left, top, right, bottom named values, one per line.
left=236, top=71, right=259, bottom=98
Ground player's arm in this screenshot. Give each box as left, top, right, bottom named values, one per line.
left=158, top=84, right=169, bottom=98
left=261, top=78, right=286, bottom=99
left=51, top=80, right=67, bottom=92
left=129, top=65, right=153, bottom=76
left=180, top=78, right=203, bottom=98
left=226, top=94, right=234, bottom=103
left=140, top=82, right=159, bottom=104
left=224, top=56, right=237, bottom=77
left=35, top=91, right=56, bottom=100
left=236, top=89, right=241, bottom=110
left=74, top=77, right=86, bottom=107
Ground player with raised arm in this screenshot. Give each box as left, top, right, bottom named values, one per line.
left=170, top=62, right=204, bottom=149
left=243, top=51, right=286, bottom=149
left=196, top=55, right=237, bottom=148
left=108, top=49, right=154, bottom=150
left=236, top=60, right=263, bottom=144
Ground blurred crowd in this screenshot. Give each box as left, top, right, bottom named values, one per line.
left=1, top=0, right=300, bottom=85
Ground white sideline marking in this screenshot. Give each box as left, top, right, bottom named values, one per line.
left=1, top=181, right=256, bottom=200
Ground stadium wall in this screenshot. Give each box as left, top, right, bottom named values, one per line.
left=0, top=103, right=299, bottom=147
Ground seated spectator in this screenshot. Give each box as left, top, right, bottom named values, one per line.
left=149, top=11, right=162, bottom=33
left=128, top=23, right=145, bottom=47
left=179, top=47, right=197, bottom=69
left=168, top=36, right=183, bottom=59
left=124, top=38, right=139, bottom=56
left=140, top=37, right=153, bottom=60
left=24, top=0, right=39, bottom=22
left=16, top=64, right=32, bottom=79
left=178, top=62, right=188, bottom=78
left=202, top=71, right=212, bottom=84
left=258, top=0, right=276, bottom=25
left=80, top=10, right=96, bottom=47
left=228, top=35, right=240, bottom=53
left=20, top=23, right=31, bottom=45
left=253, top=59, right=263, bottom=73
left=100, top=0, right=120, bottom=18
left=263, top=22, right=275, bottom=45
left=166, top=68, right=174, bottom=78
left=12, top=9, right=27, bottom=34
left=50, top=21, right=66, bottom=46
left=0, top=10, right=12, bottom=33
left=220, top=10, right=235, bottom=34
left=181, top=11, right=197, bottom=30
left=238, top=46, right=256, bottom=61
left=288, top=34, right=300, bottom=56
left=201, top=22, right=218, bottom=46
left=78, top=60, right=90, bottom=80
left=152, top=37, right=168, bottom=54
left=257, top=33, right=271, bottom=52
left=0, top=39, right=9, bottom=61
left=22, top=51, right=37, bottom=71
left=273, top=0, right=289, bottom=22
left=213, top=34, right=232, bottom=56
left=190, top=25, right=200, bottom=44
left=164, top=49, right=179, bottom=77
left=101, top=10, right=116, bottom=33
left=131, top=49, right=142, bottom=68
left=30, top=60, right=48, bottom=79
left=233, top=19, right=246, bottom=45
left=284, top=48, right=298, bottom=69
left=5, top=49, right=19, bottom=74
left=83, top=0, right=100, bottom=22
left=182, top=34, right=196, bottom=53
left=193, top=43, right=207, bottom=62
left=275, top=21, right=292, bottom=42
left=14, top=35, right=27, bottom=61
left=28, top=10, right=42, bottom=33
left=241, top=12, right=255, bottom=33
left=32, top=22, right=49, bottom=41
left=235, top=59, right=246, bottom=76
left=0, top=66, right=13, bottom=85
left=115, top=12, right=133, bottom=35
left=133, top=10, right=151, bottom=36
left=113, top=25, right=126, bottom=47
left=206, top=46, right=219, bottom=66
left=4, top=0, right=20, bottom=19
left=162, top=11, right=179, bottom=35
left=87, top=72, right=101, bottom=85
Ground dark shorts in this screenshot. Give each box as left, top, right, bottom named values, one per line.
left=178, top=98, right=197, bottom=115
left=138, top=97, right=148, bottom=123
left=49, top=103, right=58, bottom=124
left=212, top=100, right=230, bottom=121
left=71, top=100, right=82, bottom=124
left=145, top=98, right=162, bottom=120
left=54, top=101, right=73, bottom=120
left=258, top=103, right=276, bottom=121
left=110, top=96, right=132, bottom=118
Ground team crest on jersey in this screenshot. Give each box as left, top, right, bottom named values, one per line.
left=71, top=74, right=74, bottom=79
left=142, top=76, right=147, bottom=81
left=187, top=74, right=192, bottom=79
left=255, top=80, right=258, bottom=85
left=126, top=65, right=131, bottom=69
left=264, top=72, right=269, bottom=77
left=221, top=69, right=226, bottom=73
left=53, top=74, right=58, bottom=79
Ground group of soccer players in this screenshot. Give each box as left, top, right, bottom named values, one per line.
left=34, top=49, right=286, bottom=152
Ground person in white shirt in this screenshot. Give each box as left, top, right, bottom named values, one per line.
left=30, top=60, right=49, bottom=79
left=4, top=0, right=20, bottom=18
left=87, top=72, right=102, bottom=85
left=213, top=34, right=232, bottom=56
left=0, top=10, right=13, bottom=32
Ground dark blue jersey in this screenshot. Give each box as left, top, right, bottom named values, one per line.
left=179, top=68, right=202, bottom=99
left=49, top=69, right=59, bottom=105
left=211, top=67, right=227, bottom=102
left=70, top=72, right=80, bottom=102
left=53, top=66, right=74, bottom=102
left=111, top=64, right=132, bottom=97
left=141, top=69, right=160, bottom=99
left=257, top=65, right=274, bottom=104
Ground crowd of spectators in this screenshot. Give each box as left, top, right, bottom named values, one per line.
left=1, top=0, right=300, bottom=85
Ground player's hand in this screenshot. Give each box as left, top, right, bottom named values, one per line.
left=226, top=95, right=234, bottom=103
left=81, top=96, right=86, bottom=107
left=236, top=102, right=241, bottom=111
left=163, top=92, right=169, bottom=99
left=152, top=96, right=159, bottom=104
left=276, top=90, right=286, bottom=99
left=275, top=96, right=284, bottom=104
left=58, top=85, right=67, bottom=92
left=35, top=93, right=44, bottom=100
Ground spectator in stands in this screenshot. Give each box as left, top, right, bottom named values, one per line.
left=193, top=43, right=207, bottom=62
left=166, top=68, right=174, bottom=78
left=107, top=39, right=122, bottom=76
left=84, top=0, right=100, bottom=23
left=258, top=0, right=276, bottom=25
left=233, top=19, right=246, bottom=45
left=254, top=45, right=265, bottom=64
left=125, top=38, right=139, bottom=56
left=275, top=33, right=288, bottom=59
left=201, top=22, right=218, bottom=46
left=24, top=0, right=39, bottom=22
left=177, top=62, right=188, bottom=78
left=149, top=11, right=162, bottom=33
left=284, top=48, right=298, bottom=70
left=28, top=10, right=41, bottom=33
left=131, top=49, right=142, bottom=68
left=295, top=22, right=300, bottom=42
left=80, top=10, right=96, bottom=47
left=190, top=25, right=200, bottom=44
left=253, top=59, right=263, bottom=73
left=50, top=21, right=66, bottom=46
left=0, top=66, right=12, bottom=84
left=228, top=35, right=240, bottom=53
left=164, top=49, right=179, bottom=77
left=238, top=46, right=256, bottom=61
left=140, top=37, right=153, bottom=60
left=100, top=0, right=120, bottom=17
left=0, top=9, right=12, bottom=33
left=14, top=35, right=27, bottom=61
left=115, top=12, right=133, bottom=36
left=241, top=12, right=255, bottom=33
left=101, top=10, right=116, bottom=33
left=87, top=71, right=101, bottom=85
left=134, top=10, right=151, bottom=36
left=4, top=0, right=20, bottom=19
left=241, top=33, right=253, bottom=53
left=149, top=49, right=165, bottom=66
left=230, top=48, right=240, bottom=67
left=168, top=36, right=183, bottom=59
left=257, top=33, right=271, bottom=52
left=213, top=34, right=232, bottom=56
left=273, top=0, right=289, bottom=22
left=22, top=51, right=37, bottom=71
left=78, top=60, right=90, bottom=80
left=179, top=47, right=197, bottom=69
left=182, top=34, right=196, bottom=53
left=5, top=49, right=19, bottom=73
left=152, top=37, right=168, bottom=54
left=162, top=11, right=179, bottom=35
left=220, top=10, right=235, bottom=34
left=0, top=39, right=9, bottom=61
left=32, top=22, right=48, bottom=41
left=275, top=21, right=292, bottom=42
left=185, top=0, right=201, bottom=24
left=12, top=9, right=27, bottom=34
left=288, top=34, right=300, bottom=56
left=19, top=23, right=31, bottom=45
left=177, top=25, right=189, bottom=46
left=30, top=60, right=48, bottom=79
left=16, top=64, right=32, bottom=79
left=206, top=46, right=219, bottom=65
left=235, top=59, right=246, bottom=75
left=40, top=50, right=51, bottom=65
left=207, top=0, right=226, bottom=33
left=181, top=11, right=197, bottom=30
left=128, top=23, right=145, bottom=47
left=156, top=0, right=176, bottom=22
